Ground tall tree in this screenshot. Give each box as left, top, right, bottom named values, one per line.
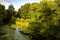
left=6, top=4, right=15, bottom=23
left=15, top=0, right=60, bottom=40
left=18, top=3, right=30, bottom=19
left=0, top=4, right=6, bottom=25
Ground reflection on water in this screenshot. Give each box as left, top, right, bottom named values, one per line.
left=13, top=28, right=21, bottom=40
left=0, top=25, right=31, bottom=40
left=15, top=28, right=21, bottom=36
left=13, top=28, right=31, bottom=40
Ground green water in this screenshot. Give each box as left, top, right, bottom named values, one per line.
left=0, top=25, right=31, bottom=40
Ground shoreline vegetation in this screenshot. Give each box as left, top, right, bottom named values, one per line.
left=0, top=0, right=60, bottom=40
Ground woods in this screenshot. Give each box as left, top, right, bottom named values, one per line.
left=0, top=0, right=60, bottom=40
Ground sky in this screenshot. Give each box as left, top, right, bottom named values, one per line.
left=0, top=0, right=40, bottom=10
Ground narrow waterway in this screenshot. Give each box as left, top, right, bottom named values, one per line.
left=0, top=25, right=31, bottom=40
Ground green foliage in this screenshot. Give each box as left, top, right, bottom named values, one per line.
left=0, top=4, right=7, bottom=25
left=0, top=25, right=30, bottom=40
left=17, top=0, right=60, bottom=40
left=18, top=3, right=30, bottom=19
left=8, top=4, right=15, bottom=11
left=0, top=0, right=60, bottom=40
left=6, top=4, right=16, bottom=24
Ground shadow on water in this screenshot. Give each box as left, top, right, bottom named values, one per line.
left=14, top=28, right=31, bottom=40
left=0, top=25, right=59, bottom=40
left=0, top=25, right=31, bottom=40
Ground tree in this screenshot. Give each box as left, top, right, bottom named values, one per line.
left=0, top=4, right=7, bottom=25
left=18, top=3, right=30, bottom=19
left=8, top=4, right=15, bottom=11
left=6, top=4, right=16, bottom=23
left=11, top=0, right=60, bottom=40
left=54, top=0, right=60, bottom=6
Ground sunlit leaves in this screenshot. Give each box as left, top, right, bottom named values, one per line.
left=18, top=3, right=30, bottom=19
left=11, top=18, right=30, bottom=32
left=11, top=0, right=60, bottom=38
